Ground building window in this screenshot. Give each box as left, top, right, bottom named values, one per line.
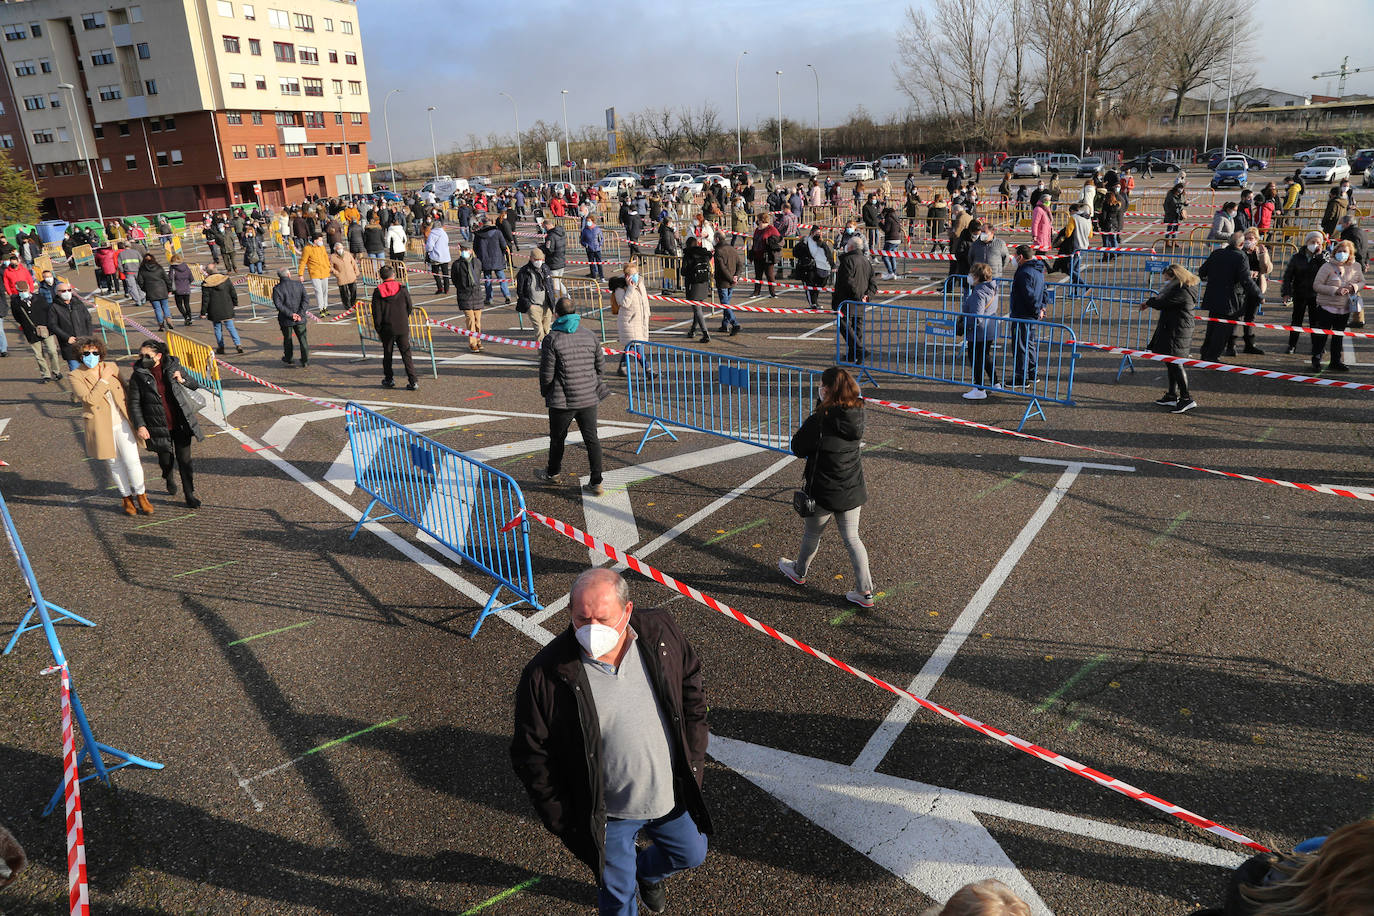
left=22, top=95, right=45, bottom=110
left=163, top=117, right=175, bottom=131
left=98, top=84, right=121, bottom=100
left=38, top=58, right=51, bottom=73
left=344, top=51, right=356, bottom=65
left=0, top=135, right=14, bottom=149
left=29, top=22, right=42, bottom=37
left=351, top=112, right=362, bottom=125
left=216, top=0, right=233, bottom=16
left=170, top=149, right=182, bottom=164
left=251, top=110, right=262, bottom=124
left=268, top=8, right=288, bottom=28
left=298, top=46, right=317, bottom=64
left=93, top=123, right=104, bottom=138
left=274, top=111, right=296, bottom=125
left=232, top=144, right=248, bottom=159
left=156, top=150, right=167, bottom=166
left=278, top=76, right=299, bottom=95
left=292, top=12, right=313, bottom=31
left=323, top=17, right=333, bottom=31
left=302, top=110, right=323, bottom=128
left=303, top=144, right=318, bottom=156
left=333, top=111, right=341, bottom=124
left=348, top=80, right=361, bottom=96
left=348, top=143, right=360, bottom=155
left=254, top=74, right=266, bottom=90
left=248, top=37, right=260, bottom=55
left=13, top=60, right=35, bottom=76
left=341, top=20, right=352, bottom=34
left=128, top=6, right=142, bottom=23
left=330, top=79, right=342, bottom=95
left=243, top=4, right=255, bottom=20
left=225, top=109, right=242, bottom=124
left=136, top=42, right=150, bottom=59
left=228, top=72, right=245, bottom=89
left=34, top=164, right=46, bottom=176
left=32, top=130, right=55, bottom=144
left=82, top=12, right=106, bottom=29
left=118, top=121, right=130, bottom=136
left=90, top=48, right=114, bottom=65
left=4, top=24, right=27, bottom=41
left=100, top=156, right=111, bottom=171
left=222, top=35, right=240, bottom=53
left=149, top=118, right=160, bottom=132
left=272, top=41, right=293, bottom=62
left=145, top=79, right=158, bottom=95
left=327, top=49, right=337, bottom=63
left=284, top=143, right=301, bottom=157
left=48, top=93, right=61, bottom=108
left=303, top=77, right=323, bottom=97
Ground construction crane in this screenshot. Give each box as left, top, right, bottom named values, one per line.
left=1312, top=57, right=1372, bottom=98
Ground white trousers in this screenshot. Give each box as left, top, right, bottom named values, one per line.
left=107, top=408, right=146, bottom=497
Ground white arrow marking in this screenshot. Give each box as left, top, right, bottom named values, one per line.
left=0, top=418, right=9, bottom=440
left=259, top=407, right=347, bottom=453
left=324, top=415, right=506, bottom=494
left=213, top=390, right=297, bottom=418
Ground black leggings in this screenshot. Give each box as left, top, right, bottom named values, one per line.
left=174, top=293, right=191, bottom=320
left=1311, top=308, right=1350, bottom=365
left=158, top=427, right=195, bottom=497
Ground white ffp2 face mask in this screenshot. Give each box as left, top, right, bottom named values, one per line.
left=575, top=604, right=629, bottom=658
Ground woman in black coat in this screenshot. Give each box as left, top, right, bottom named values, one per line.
left=1140, top=263, right=1199, bottom=413
left=127, top=339, right=204, bottom=508
left=136, top=254, right=172, bottom=331
left=1097, top=190, right=1123, bottom=258
left=778, top=366, right=876, bottom=608
left=681, top=237, right=713, bottom=342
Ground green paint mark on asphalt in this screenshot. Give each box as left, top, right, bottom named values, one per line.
left=460, top=877, right=544, bottom=915
left=972, top=470, right=1026, bottom=500
left=874, top=580, right=922, bottom=602
left=304, top=716, right=407, bottom=757
left=171, top=560, right=239, bottom=579
left=228, top=620, right=314, bottom=646
left=829, top=608, right=858, bottom=626
left=703, top=518, right=768, bottom=545
left=133, top=513, right=196, bottom=530
left=1255, top=426, right=1275, bottom=442
left=861, top=438, right=895, bottom=453
left=1067, top=714, right=1087, bottom=732
left=1149, top=509, right=1192, bottom=547
left=606, top=474, right=656, bottom=495
left=498, top=453, right=535, bottom=466
left=1032, top=652, right=1111, bottom=713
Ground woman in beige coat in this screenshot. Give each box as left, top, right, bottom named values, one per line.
left=329, top=243, right=360, bottom=318
left=613, top=260, right=651, bottom=377
left=69, top=337, right=151, bottom=516
left=1310, top=238, right=1364, bottom=373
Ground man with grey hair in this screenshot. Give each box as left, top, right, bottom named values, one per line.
left=833, top=234, right=877, bottom=364
left=271, top=267, right=310, bottom=367
left=511, top=568, right=712, bottom=915
left=1197, top=230, right=1261, bottom=363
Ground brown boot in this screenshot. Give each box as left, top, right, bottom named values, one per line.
left=121, top=495, right=137, bottom=516
left=135, top=492, right=155, bottom=515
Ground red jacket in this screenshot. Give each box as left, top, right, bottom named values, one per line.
left=2, top=263, right=33, bottom=296
left=95, top=247, right=118, bottom=274
left=549, top=197, right=566, bottom=217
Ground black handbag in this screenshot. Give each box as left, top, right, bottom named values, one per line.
left=792, top=440, right=819, bottom=517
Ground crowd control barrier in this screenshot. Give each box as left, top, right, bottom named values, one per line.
left=94, top=295, right=131, bottom=355
left=72, top=243, right=94, bottom=267
left=1076, top=250, right=1208, bottom=291
left=0, top=490, right=163, bottom=814
left=563, top=278, right=609, bottom=342
left=245, top=273, right=276, bottom=318
left=164, top=329, right=226, bottom=415
left=836, top=301, right=1078, bottom=430
left=354, top=304, right=438, bottom=378
left=625, top=341, right=820, bottom=454
left=344, top=403, right=540, bottom=637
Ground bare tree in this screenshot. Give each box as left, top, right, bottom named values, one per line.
left=619, top=111, right=653, bottom=164
left=1141, top=0, right=1256, bottom=121
left=644, top=106, right=684, bottom=160
left=894, top=0, right=1005, bottom=130
left=679, top=102, right=724, bottom=160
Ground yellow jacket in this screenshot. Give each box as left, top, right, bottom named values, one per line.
left=299, top=243, right=331, bottom=279
left=341, top=206, right=361, bottom=224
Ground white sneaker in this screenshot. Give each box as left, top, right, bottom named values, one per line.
left=962, top=388, right=988, bottom=400
left=778, top=558, right=806, bottom=585
left=845, top=590, right=876, bottom=608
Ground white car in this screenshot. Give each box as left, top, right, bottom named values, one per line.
left=843, top=161, right=875, bottom=181
left=779, top=161, right=818, bottom=177
left=1300, top=157, right=1351, bottom=183
left=686, top=174, right=732, bottom=194
left=1011, top=157, right=1041, bottom=178
left=594, top=175, right=636, bottom=195
left=878, top=153, right=910, bottom=169
left=1294, top=145, right=1345, bottom=162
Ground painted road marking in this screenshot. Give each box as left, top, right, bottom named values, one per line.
left=234, top=716, right=408, bottom=811
left=972, top=470, right=1027, bottom=500
left=464, top=390, right=495, bottom=401
left=1149, top=510, right=1192, bottom=547
left=132, top=513, right=196, bottom=530
left=1032, top=652, right=1111, bottom=713
left=852, top=457, right=1136, bottom=773
left=460, top=877, right=543, bottom=915
left=1255, top=426, right=1275, bottom=442
left=259, top=407, right=348, bottom=454
left=703, top=518, right=767, bottom=545
left=861, top=438, right=896, bottom=453
left=171, top=560, right=239, bottom=579
left=227, top=620, right=315, bottom=646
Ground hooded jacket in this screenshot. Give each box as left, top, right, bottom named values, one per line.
left=960, top=280, right=1000, bottom=342
left=136, top=259, right=170, bottom=300
left=1009, top=257, right=1048, bottom=319
left=199, top=273, right=239, bottom=321
left=371, top=279, right=413, bottom=334
left=169, top=262, right=195, bottom=296
left=791, top=404, right=866, bottom=513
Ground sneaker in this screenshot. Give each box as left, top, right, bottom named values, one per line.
left=729, top=324, right=740, bottom=336
left=1170, top=398, right=1197, bottom=414
left=1153, top=395, right=1179, bottom=407
left=845, top=590, right=876, bottom=609
left=1330, top=362, right=1350, bottom=372
left=1283, top=345, right=1296, bottom=354
left=382, top=378, right=396, bottom=388
left=700, top=332, right=711, bottom=343
left=582, top=483, right=604, bottom=497
left=961, top=388, right=988, bottom=400
left=283, top=358, right=294, bottom=367
left=235, top=346, right=244, bottom=354
left=534, top=468, right=556, bottom=483
left=638, top=878, right=666, bottom=915
left=405, top=381, right=418, bottom=390
left=1242, top=345, right=1264, bottom=355
left=778, top=558, right=806, bottom=585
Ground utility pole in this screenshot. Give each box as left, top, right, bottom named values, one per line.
left=1221, top=15, right=1236, bottom=153
left=734, top=49, right=748, bottom=164
left=806, top=64, right=821, bottom=163
left=499, top=91, right=523, bottom=180
left=775, top=70, right=783, bottom=178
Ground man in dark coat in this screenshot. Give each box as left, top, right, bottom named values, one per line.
left=473, top=216, right=511, bottom=304
left=127, top=339, right=204, bottom=508
left=713, top=240, right=742, bottom=335
left=540, top=218, right=568, bottom=296
left=1197, top=231, right=1261, bottom=362
left=832, top=237, right=877, bottom=364
left=271, top=268, right=310, bottom=367
left=370, top=265, right=417, bottom=390
left=450, top=243, right=485, bottom=353
left=534, top=298, right=609, bottom=495
left=11, top=282, right=64, bottom=381
left=47, top=281, right=93, bottom=369
left=1008, top=245, right=1049, bottom=386
left=515, top=249, right=556, bottom=341
left=1339, top=214, right=1366, bottom=266
left=511, top=567, right=711, bottom=915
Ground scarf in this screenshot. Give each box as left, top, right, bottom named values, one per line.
left=551, top=313, right=580, bottom=334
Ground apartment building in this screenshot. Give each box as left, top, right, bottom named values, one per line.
left=0, top=0, right=371, bottom=218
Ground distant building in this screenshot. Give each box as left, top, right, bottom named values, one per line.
left=1230, top=88, right=1309, bottom=109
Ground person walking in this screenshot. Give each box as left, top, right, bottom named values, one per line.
left=168, top=254, right=195, bottom=326
left=473, top=216, right=512, bottom=305
left=833, top=237, right=877, bottom=364
left=1139, top=263, right=1199, bottom=413
left=1310, top=239, right=1363, bottom=373
left=541, top=217, right=568, bottom=297
left=116, top=243, right=146, bottom=309
left=242, top=224, right=265, bottom=275
left=778, top=366, right=876, bottom=609
left=713, top=237, right=741, bottom=335
left=271, top=268, right=310, bottom=368
left=329, top=243, right=359, bottom=318
left=385, top=217, right=408, bottom=269
left=968, top=224, right=1011, bottom=279
left=424, top=220, right=452, bottom=295
left=70, top=338, right=151, bottom=516
left=1280, top=231, right=1328, bottom=354
left=1235, top=228, right=1272, bottom=356
left=510, top=566, right=712, bottom=916
left=581, top=216, right=606, bottom=281
left=11, top=282, right=64, bottom=383
left=199, top=269, right=243, bottom=355
left=94, top=243, right=118, bottom=294
left=1197, top=231, right=1260, bottom=362
left=47, top=281, right=93, bottom=371
left=136, top=253, right=172, bottom=331
left=1030, top=195, right=1053, bottom=254
left=517, top=248, right=557, bottom=342
left=534, top=298, right=610, bottom=496
left=299, top=234, right=333, bottom=316
left=127, top=339, right=204, bottom=508
left=793, top=227, right=834, bottom=309
left=612, top=262, right=651, bottom=377
left=451, top=242, right=485, bottom=353
left=371, top=265, right=418, bottom=391
left=1008, top=245, right=1048, bottom=387
left=681, top=237, right=713, bottom=342
left=749, top=214, right=782, bottom=298
left=960, top=262, right=1000, bottom=399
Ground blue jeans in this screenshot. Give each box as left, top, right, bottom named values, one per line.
left=882, top=252, right=898, bottom=275
left=248, top=261, right=264, bottom=275
left=717, top=286, right=738, bottom=327
left=1066, top=252, right=1084, bottom=286
left=483, top=268, right=509, bottom=302
left=600, top=808, right=707, bottom=916
left=0, top=321, right=7, bottom=353
left=213, top=319, right=241, bottom=348
left=150, top=299, right=171, bottom=325
left=586, top=248, right=604, bottom=279
left=1012, top=323, right=1038, bottom=384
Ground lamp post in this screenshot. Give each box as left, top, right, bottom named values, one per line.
left=57, top=82, right=103, bottom=225
left=560, top=89, right=571, bottom=184
left=775, top=70, right=783, bottom=179
left=383, top=88, right=400, bottom=188
left=499, top=90, right=523, bottom=180
left=426, top=106, right=438, bottom=178
left=1202, top=82, right=1214, bottom=156
left=1079, top=58, right=1089, bottom=158
left=1221, top=15, right=1236, bottom=154
left=734, top=49, right=748, bottom=164
left=806, top=63, right=821, bottom=164
left=338, top=94, right=352, bottom=196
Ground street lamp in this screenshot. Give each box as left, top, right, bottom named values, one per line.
left=806, top=63, right=821, bottom=164
left=499, top=90, right=523, bottom=180
left=560, top=89, right=571, bottom=183
left=1202, top=81, right=1215, bottom=156
left=338, top=94, right=352, bottom=196
left=1078, top=58, right=1089, bottom=158
left=57, top=82, right=103, bottom=226
left=1221, top=15, right=1236, bottom=154
left=426, top=106, right=438, bottom=178
left=383, top=88, right=401, bottom=188
left=775, top=70, right=783, bottom=179
left=734, top=49, right=748, bottom=164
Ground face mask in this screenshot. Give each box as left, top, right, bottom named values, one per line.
left=1334, top=251, right=1349, bottom=263
left=979, top=233, right=992, bottom=242
left=139, top=355, right=156, bottom=368
left=967, top=274, right=977, bottom=285
left=574, top=604, right=629, bottom=658
left=81, top=353, right=100, bottom=369
left=461, top=251, right=472, bottom=260
left=59, top=291, right=72, bottom=301
left=628, top=273, right=639, bottom=284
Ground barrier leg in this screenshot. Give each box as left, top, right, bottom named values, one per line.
left=856, top=366, right=880, bottom=387
left=42, top=678, right=163, bottom=817
left=1016, top=397, right=1047, bottom=432
left=634, top=419, right=678, bottom=454
left=119, top=325, right=131, bottom=355
left=425, top=340, right=438, bottom=379
left=4, top=601, right=97, bottom=656
left=1115, top=353, right=1135, bottom=380
left=349, top=496, right=398, bottom=539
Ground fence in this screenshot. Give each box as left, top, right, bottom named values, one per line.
left=563, top=278, right=609, bottom=342
left=354, top=303, right=438, bottom=378
left=94, top=295, right=131, bottom=355
left=72, top=243, right=94, bottom=267
left=356, top=254, right=408, bottom=291
left=839, top=301, right=1078, bottom=430
left=164, top=329, right=226, bottom=415
left=625, top=340, right=820, bottom=453
left=344, top=403, right=540, bottom=637
left=244, top=273, right=276, bottom=318
left=1076, top=250, right=1209, bottom=290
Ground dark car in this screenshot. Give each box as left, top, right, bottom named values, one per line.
left=1122, top=154, right=1182, bottom=173
left=1350, top=148, right=1374, bottom=175
left=920, top=156, right=954, bottom=175
left=1205, top=149, right=1268, bottom=170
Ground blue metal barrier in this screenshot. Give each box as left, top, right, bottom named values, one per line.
left=837, top=300, right=1078, bottom=431
left=1076, top=250, right=1209, bottom=291
left=0, top=490, right=163, bottom=813
left=626, top=341, right=820, bottom=453
left=345, top=403, right=540, bottom=637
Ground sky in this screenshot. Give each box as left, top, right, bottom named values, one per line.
left=356, top=0, right=1358, bottom=166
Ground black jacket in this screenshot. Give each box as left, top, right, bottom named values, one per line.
left=540, top=226, right=567, bottom=270
left=451, top=256, right=483, bottom=309
left=362, top=225, right=385, bottom=254
left=792, top=405, right=867, bottom=513
left=516, top=260, right=554, bottom=313
left=539, top=321, right=609, bottom=409
left=510, top=609, right=712, bottom=881
left=832, top=248, right=877, bottom=309
left=474, top=225, right=509, bottom=271
left=1197, top=246, right=1260, bottom=317
left=241, top=234, right=265, bottom=265
left=793, top=236, right=835, bottom=282
left=126, top=355, right=204, bottom=449
left=1341, top=224, right=1366, bottom=265
left=10, top=293, right=44, bottom=344
left=1280, top=248, right=1327, bottom=304
left=272, top=277, right=309, bottom=327
left=1144, top=281, right=1197, bottom=357
left=47, top=295, right=93, bottom=360
left=370, top=281, right=413, bottom=334
left=199, top=274, right=238, bottom=321
left=347, top=222, right=365, bottom=254
left=682, top=244, right=712, bottom=290
left=137, top=260, right=170, bottom=300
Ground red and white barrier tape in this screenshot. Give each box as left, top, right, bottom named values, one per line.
left=1196, top=315, right=1374, bottom=339
left=40, top=664, right=90, bottom=916
left=1075, top=342, right=1374, bottom=392
left=508, top=507, right=1271, bottom=852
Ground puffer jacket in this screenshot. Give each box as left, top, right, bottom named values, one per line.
left=614, top=278, right=650, bottom=345
left=299, top=242, right=331, bottom=279
left=199, top=273, right=238, bottom=321
left=126, top=355, right=204, bottom=450
left=1144, top=280, right=1197, bottom=357
left=960, top=280, right=1000, bottom=342
left=451, top=255, right=483, bottom=310
left=538, top=315, right=609, bottom=409
left=540, top=226, right=567, bottom=270
left=1312, top=260, right=1364, bottom=315
left=136, top=259, right=170, bottom=300
left=791, top=405, right=866, bottom=513
left=1280, top=247, right=1327, bottom=305
left=169, top=262, right=195, bottom=296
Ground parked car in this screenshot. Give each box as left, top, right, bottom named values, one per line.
left=843, top=161, right=875, bottom=181
left=1075, top=156, right=1104, bottom=177
left=419, top=176, right=469, bottom=200
left=1210, top=157, right=1249, bottom=189
left=1122, top=154, right=1182, bottom=173
left=1350, top=148, right=1374, bottom=175
left=513, top=178, right=545, bottom=194
left=1011, top=157, right=1042, bottom=178
left=705, top=164, right=731, bottom=175
left=1043, top=153, right=1080, bottom=174
left=1142, top=148, right=1180, bottom=162
left=771, top=162, right=818, bottom=179
left=1364, top=166, right=1374, bottom=189
left=730, top=163, right=763, bottom=183
left=919, top=156, right=953, bottom=175
left=1300, top=156, right=1351, bottom=183
left=1293, top=145, right=1345, bottom=162
left=878, top=153, right=910, bottom=169
left=594, top=175, right=637, bottom=196
left=1205, top=149, right=1268, bottom=170
left=686, top=174, right=732, bottom=194
left=659, top=172, right=696, bottom=193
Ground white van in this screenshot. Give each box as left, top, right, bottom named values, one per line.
left=419, top=176, right=469, bottom=201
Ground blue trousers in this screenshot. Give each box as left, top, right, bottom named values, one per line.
left=483, top=268, right=509, bottom=302
left=213, top=319, right=241, bottom=348
left=599, top=808, right=707, bottom=916
left=150, top=299, right=171, bottom=325
left=716, top=286, right=739, bottom=327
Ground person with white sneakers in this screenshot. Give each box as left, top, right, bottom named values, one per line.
left=960, top=262, right=1000, bottom=400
